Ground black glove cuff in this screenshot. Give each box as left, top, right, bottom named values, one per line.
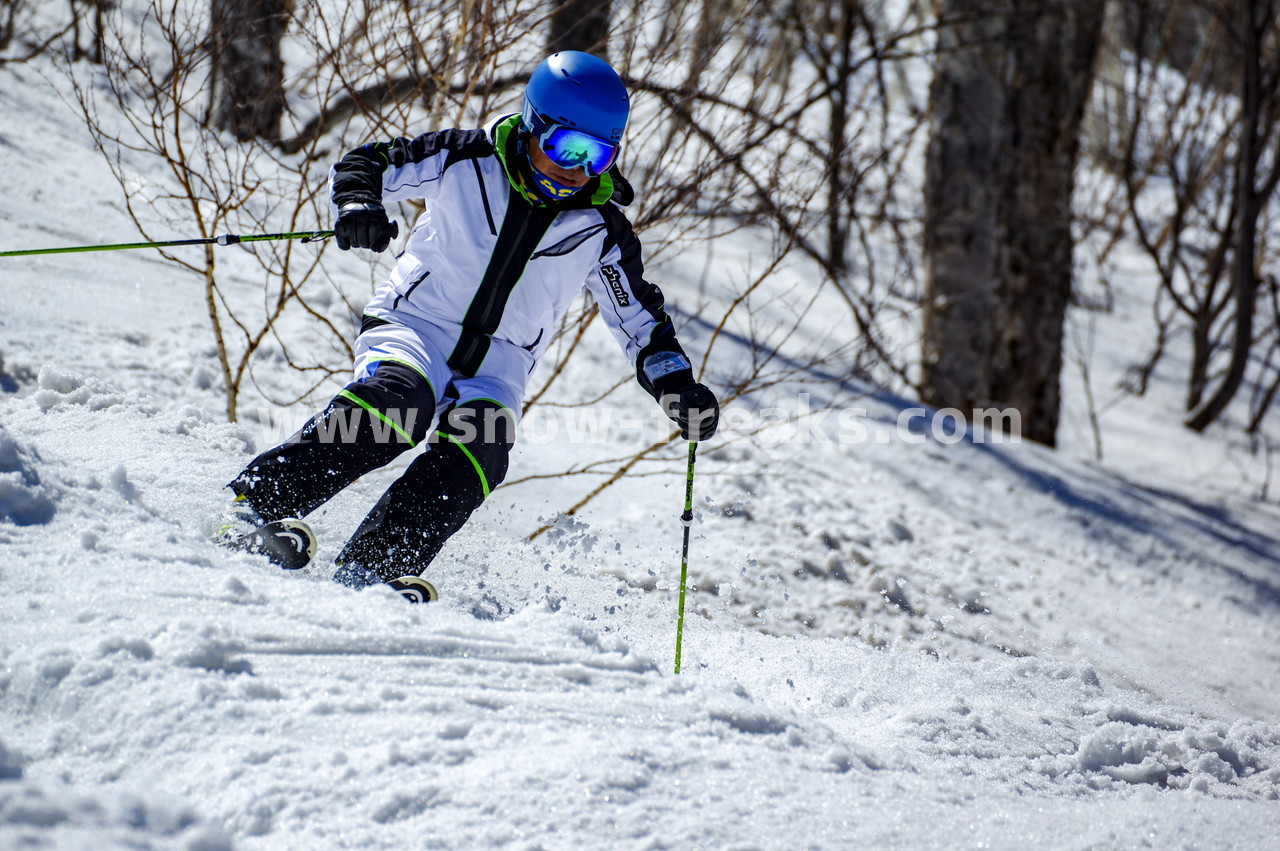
left=638, top=349, right=694, bottom=399
left=652, top=369, right=696, bottom=400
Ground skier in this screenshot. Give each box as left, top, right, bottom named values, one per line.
left=220, top=51, right=719, bottom=600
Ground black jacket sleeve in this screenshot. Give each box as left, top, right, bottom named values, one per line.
left=330, top=129, right=495, bottom=208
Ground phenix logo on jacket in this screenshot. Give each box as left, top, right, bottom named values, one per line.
left=329, top=114, right=687, bottom=398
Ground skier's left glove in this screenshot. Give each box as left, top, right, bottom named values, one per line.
left=335, top=202, right=398, bottom=252
left=642, top=351, right=719, bottom=441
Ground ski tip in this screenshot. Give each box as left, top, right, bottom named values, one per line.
left=386, top=575, right=438, bottom=604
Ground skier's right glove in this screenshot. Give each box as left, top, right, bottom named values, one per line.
left=642, top=351, right=720, bottom=441
left=334, top=202, right=398, bottom=252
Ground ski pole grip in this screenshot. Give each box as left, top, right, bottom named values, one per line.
left=389, top=221, right=400, bottom=240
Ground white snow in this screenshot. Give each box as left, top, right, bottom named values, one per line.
left=2, top=27, right=1280, bottom=851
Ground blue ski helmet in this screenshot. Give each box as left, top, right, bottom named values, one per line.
left=522, top=51, right=630, bottom=145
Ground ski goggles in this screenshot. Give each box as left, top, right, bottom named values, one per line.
left=532, top=124, right=620, bottom=177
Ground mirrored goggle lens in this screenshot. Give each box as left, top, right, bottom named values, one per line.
left=541, top=127, right=618, bottom=176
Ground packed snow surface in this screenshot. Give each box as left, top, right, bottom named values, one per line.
left=3, top=38, right=1280, bottom=851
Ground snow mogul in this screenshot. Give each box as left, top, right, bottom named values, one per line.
left=219, top=51, right=719, bottom=601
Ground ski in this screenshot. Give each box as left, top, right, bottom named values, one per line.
left=223, top=519, right=436, bottom=602
left=226, top=518, right=317, bottom=570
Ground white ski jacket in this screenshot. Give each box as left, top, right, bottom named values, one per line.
left=330, top=115, right=688, bottom=390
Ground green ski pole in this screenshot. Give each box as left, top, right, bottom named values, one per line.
left=0, top=229, right=340, bottom=258
left=674, top=440, right=699, bottom=674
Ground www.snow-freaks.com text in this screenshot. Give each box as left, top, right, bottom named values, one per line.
left=242, top=394, right=1021, bottom=447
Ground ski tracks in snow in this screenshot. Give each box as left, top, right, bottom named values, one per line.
left=3, top=335, right=1280, bottom=848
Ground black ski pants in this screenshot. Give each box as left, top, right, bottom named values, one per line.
left=229, top=360, right=514, bottom=585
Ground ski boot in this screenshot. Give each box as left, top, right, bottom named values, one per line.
left=333, top=561, right=438, bottom=602
left=226, top=518, right=317, bottom=570
left=216, top=494, right=316, bottom=570
left=386, top=575, right=439, bottom=603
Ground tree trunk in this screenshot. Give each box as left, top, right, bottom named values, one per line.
left=1187, top=310, right=1214, bottom=411
left=547, top=0, right=611, bottom=57
left=208, top=0, right=290, bottom=142
left=921, top=0, right=1103, bottom=446
left=1186, top=0, right=1269, bottom=432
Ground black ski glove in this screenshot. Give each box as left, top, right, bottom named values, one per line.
left=335, top=202, right=398, bottom=252
left=661, top=383, right=720, bottom=441
left=642, top=351, right=719, bottom=441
